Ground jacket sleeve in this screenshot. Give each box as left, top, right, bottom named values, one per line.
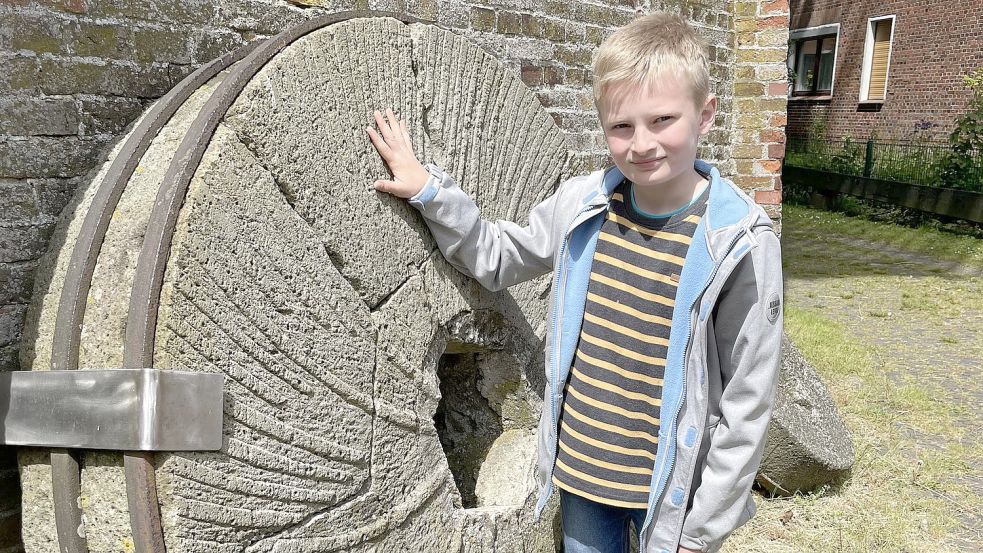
left=407, top=164, right=564, bottom=292
left=679, top=229, right=784, bottom=552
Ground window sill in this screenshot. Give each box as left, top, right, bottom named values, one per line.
left=788, top=95, right=832, bottom=102
left=858, top=99, right=885, bottom=104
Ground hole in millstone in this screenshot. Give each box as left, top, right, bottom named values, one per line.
left=433, top=350, right=504, bottom=509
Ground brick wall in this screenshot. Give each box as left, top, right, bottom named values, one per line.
left=787, top=0, right=983, bottom=142
left=0, top=1, right=786, bottom=550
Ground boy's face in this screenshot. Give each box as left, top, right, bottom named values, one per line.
left=598, top=78, right=716, bottom=191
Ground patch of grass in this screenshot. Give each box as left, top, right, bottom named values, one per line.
left=783, top=204, right=983, bottom=269
left=723, top=306, right=980, bottom=553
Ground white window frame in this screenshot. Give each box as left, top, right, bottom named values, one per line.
left=788, top=23, right=841, bottom=98
left=859, top=15, right=897, bottom=103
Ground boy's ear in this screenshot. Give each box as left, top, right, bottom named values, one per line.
left=699, top=94, right=717, bottom=135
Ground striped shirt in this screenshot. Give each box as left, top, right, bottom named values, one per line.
left=551, top=176, right=709, bottom=509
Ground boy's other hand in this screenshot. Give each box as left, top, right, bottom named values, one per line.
left=366, top=108, right=429, bottom=199
left=678, top=547, right=701, bottom=553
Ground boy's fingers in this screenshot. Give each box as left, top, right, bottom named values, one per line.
left=366, top=127, right=393, bottom=158
left=373, top=179, right=397, bottom=193
left=385, top=108, right=402, bottom=144
left=374, top=110, right=396, bottom=142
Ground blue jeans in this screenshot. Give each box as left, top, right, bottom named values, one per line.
left=559, top=489, right=647, bottom=553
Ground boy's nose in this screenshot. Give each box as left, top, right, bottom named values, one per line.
left=630, top=128, right=660, bottom=157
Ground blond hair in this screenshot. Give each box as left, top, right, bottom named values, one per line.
left=592, top=11, right=711, bottom=108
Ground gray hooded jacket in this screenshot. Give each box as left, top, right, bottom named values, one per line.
left=408, top=159, right=784, bottom=553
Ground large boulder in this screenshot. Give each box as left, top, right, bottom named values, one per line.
left=756, top=334, right=855, bottom=495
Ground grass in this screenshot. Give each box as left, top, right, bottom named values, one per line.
left=724, top=306, right=979, bottom=553
left=782, top=204, right=983, bottom=268
left=723, top=205, right=982, bottom=552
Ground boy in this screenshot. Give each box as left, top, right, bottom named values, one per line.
left=366, top=11, right=783, bottom=553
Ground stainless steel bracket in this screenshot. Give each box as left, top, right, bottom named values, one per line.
left=0, top=369, right=223, bottom=451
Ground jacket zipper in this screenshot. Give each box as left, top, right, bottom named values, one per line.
left=642, top=225, right=750, bottom=533
left=544, top=200, right=606, bottom=497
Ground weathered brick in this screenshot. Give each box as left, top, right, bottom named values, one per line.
left=756, top=16, right=787, bottom=29
left=767, top=82, right=789, bottom=97
left=38, top=0, right=89, bottom=14
left=541, top=18, right=565, bottom=42
left=191, top=29, right=248, bottom=63
left=736, top=48, right=787, bottom=64
left=0, top=96, right=79, bottom=136
left=734, top=82, right=765, bottom=96
left=0, top=180, right=39, bottom=223
left=755, top=189, right=782, bottom=205
left=768, top=142, right=786, bottom=159
left=0, top=260, right=37, bottom=305
left=0, top=135, right=112, bottom=179
left=131, top=26, right=192, bottom=64
left=520, top=63, right=543, bottom=87
left=78, top=96, right=145, bottom=135
left=37, top=58, right=172, bottom=97
left=759, top=129, right=786, bottom=143
left=755, top=159, right=783, bottom=173
left=763, top=0, right=789, bottom=13
left=734, top=144, right=765, bottom=158
left=497, top=11, right=523, bottom=35
left=544, top=64, right=563, bottom=86
left=555, top=44, right=592, bottom=66
left=33, top=177, right=80, bottom=217
left=470, top=7, right=496, bottom=32
left=734, top=1, right=757, bottom=17
left=736, top=97, right=787, bottom=112
left=755, top=29, right=788, bottom=47
left=73, top=22, right=132, bottom=59
left=566, top=67, right=587, bottom=86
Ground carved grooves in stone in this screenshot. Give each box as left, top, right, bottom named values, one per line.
left=45, top=42, right=261, bottom=553
left=122, top=12, right=428, bottom=552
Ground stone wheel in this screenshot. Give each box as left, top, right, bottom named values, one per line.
left=19, top=13, right=568, bottom=552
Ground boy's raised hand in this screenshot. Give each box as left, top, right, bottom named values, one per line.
left=366, top=108, right=430, bottom=199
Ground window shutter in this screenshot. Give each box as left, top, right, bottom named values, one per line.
left=867, top=20, right=893, bottom=100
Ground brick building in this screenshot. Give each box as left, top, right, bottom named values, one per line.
left=0, top=1, right=788, bottom=550
left=786, top=0, right=983, bottom=142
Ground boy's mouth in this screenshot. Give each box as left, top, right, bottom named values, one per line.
left=631, top=157, right=666, bottom=167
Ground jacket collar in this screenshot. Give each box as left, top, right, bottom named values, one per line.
left=580, top=160, right=773, bottom=255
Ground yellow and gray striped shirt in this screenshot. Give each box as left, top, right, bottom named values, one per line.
left=552, top=177, right=708, bottom=509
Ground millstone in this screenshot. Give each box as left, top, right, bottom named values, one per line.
left=19, top=15, right=565, bottom=552
left=756, top=334, right=855, bottom=496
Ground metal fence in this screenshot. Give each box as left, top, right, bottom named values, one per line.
left=784, top=135, right=983, bottom=192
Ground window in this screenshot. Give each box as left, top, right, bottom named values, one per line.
left=859, top=16, right=896, bottom=102
left=788, top=24, right=840, bottom=97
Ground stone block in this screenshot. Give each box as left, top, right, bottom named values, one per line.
left=0, top=260, right=37, bottom=305
left=0, top=180, right=40, bottom=223
left=77, top=96, right=145, bottom=135
left=132, top=26, right=193, bottom=64
left=36, top=57, right=172, bottom=97
left=757, top=335, right=854, bottom=495
left=0, top=304, right=27, bottom=347
left=0, top=96, right=79, bottom=136
left=0, top=56, right=40, bottom=94
left=190, top=29, right=247, bottom=64
left=0, top=223, right=54, bottom=264
left=32, top=177, right=80, bottom=218
left=0, top=136, right=112, bottom=179
left=72, top=22, right=132, bottom=59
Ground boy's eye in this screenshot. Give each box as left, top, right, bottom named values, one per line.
left=655, top=116, right=673, bottom=123
left=611, top=123, right=630, bottom=130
